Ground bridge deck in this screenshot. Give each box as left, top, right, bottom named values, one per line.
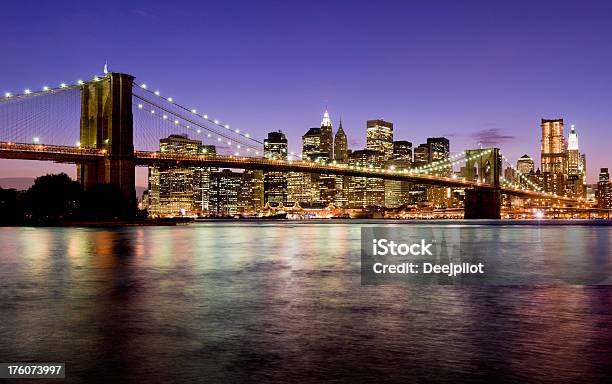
left=0, top=142, right=579, bottom=203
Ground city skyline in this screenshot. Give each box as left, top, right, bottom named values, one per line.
left=1, top=1, right=611, bottom=184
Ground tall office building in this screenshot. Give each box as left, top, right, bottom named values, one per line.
left=366, top=119, right=394, bottom=160
left=567, top=125, right=580, bottom=174
left=427, top=137, right=450, bottom=175
left=566, top=124, right=586, bottom=197
left=209, top=169, right=241, bottom=216
left=517, top=154, right=535, bottom=187
left=597, top=168, right=611, bottom=209
left=411, top=143, right=430, bottom=203
left=517, top=154, right=535, bottom=174
left=263, top=131, right=288, bottom=203
left=238, top=170, right=264, bottom=214
left=320, top=110, right=333, bottom=159
left=348, top=149, right=385, bottom=208
left=540, top=118, right=567, bottom=195
left=385, top=141, right=413, bottom=208
left=147, top=134, right=213, bottom=217
left=287, top=171, right=316, bottom=204
left=297, top=127, right=324, bottom=204
left=194, top=144, right=217, bottom=213
left=392, top=141, right=412, bottom=162
left=413, top=144, right=430, bottom=167
left=302, top=127, right=324, bottom=161
left=334, top=120, right=348, bottom=163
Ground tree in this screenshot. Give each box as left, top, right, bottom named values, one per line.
left=25, top=173, right=82, bottom=221
left=0, top=187, right=25, bottom=224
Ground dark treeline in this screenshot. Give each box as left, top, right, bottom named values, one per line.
left=0, top=173, right=144, bottom=224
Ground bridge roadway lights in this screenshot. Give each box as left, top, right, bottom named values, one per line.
left=464, top=188, right=501, bottom=219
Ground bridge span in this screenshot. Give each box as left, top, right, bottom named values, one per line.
left=0, top=141, right=580, bottom=204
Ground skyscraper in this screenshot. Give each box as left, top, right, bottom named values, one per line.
left=567, top=125, right=580, bottom=174
left=597, top=168, right=611, bottom=209
left=263, top=131, right=288, bottom=203
left=366, top=119, right=394, bottom=160
left=516, top=154, right=535, bottom=187
left=334, top=120, right=348, bottom=163
left=413, top=144, right=429, bottom=168
left=209, top=169, right=241, bottom=216
left=348, top=149, right=385, bottom=208
left=147, top=134, right=213, bottom=217
left=566, top=124, right=586, bottom=197
left=385, top=141, right=413, bottom=208
left=392, top=141, right=412, bottom=162
left=320, top=110, right=333, bottom=159
left=411, top=143, right=430, bottom=203
left=517, top=154, right=535, bottom=174
left=427, top=137, right=450, bottom=166
left=541, top=118, right=567, bottom=195
left=302, top=127, right=325, bottom=161
left=238, top=170, right=264, bottom=214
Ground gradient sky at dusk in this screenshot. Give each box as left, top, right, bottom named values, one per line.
left=1, top=0, right=612, bottom=185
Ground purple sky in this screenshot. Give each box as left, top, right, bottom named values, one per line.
left=1, top=0, right=612, bottom=185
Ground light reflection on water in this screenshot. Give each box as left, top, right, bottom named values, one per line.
left=0, top=222, right=611, bottom=383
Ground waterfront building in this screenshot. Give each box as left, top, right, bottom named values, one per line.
left=147, top=134, right=213, bottom=217
left=287, top=171, right=316, bottom=204
left=348, top=149, right=385, bottom=208
left=597, top=168, right=612, bottom=209
left=263, top=131, right=288, bottom=203
left=238, top=170, right=264, bottom=214
left=384, top=141, right=413, bottom=208
left=411, top=143, right=430, bottom=203
left=209, top=169, right=241, bottom=216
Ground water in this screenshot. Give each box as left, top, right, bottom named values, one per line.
left=0, top=222, right=611, bottom=383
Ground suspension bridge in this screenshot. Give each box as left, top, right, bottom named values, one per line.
left=0, top=72, right=584, bottom=219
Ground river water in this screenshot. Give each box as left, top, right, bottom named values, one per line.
left=0, top=221, right=611, bottom=383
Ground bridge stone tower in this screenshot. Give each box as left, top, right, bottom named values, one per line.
left=78, top=73, right=136, bottom=206
left=464, top=148, right=501, bottom=219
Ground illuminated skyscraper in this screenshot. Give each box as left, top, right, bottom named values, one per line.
left=517, top=154, right=535, bottom=174
left=238, top=170, right=264, bottom=214
left=567, top=125, right=580, bottom=174
left=517, top=154, right=535, bottom=187
left=302, top=127, right=325, bottom=161
left=209, top=169, right=241, bottom=216
left=427, top=137, right=450, bottom=175
left=348, top=149, right=385, bottom=208
left=147, top=134, right=213, bottom=217
left=263, top=131, right=288, bottom=203
left=385, top=141, right=413, bottom=208
left=597, top=168, right=611, bottom=209
left=320, top=110, right=333, bottom=159
left=334, top=120, right=348, bottom=163
left=413, top=144, right=429, bottom=167
left=366, top=119, right=394, bottom=160
left=540, top=118, right=567, bottom=195
left=566, top=124, right=586, bottom=197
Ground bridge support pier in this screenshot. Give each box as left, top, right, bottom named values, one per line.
left=464, top=189, right=501, bottom=219
left=78, top=73, right=136, bottom=210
